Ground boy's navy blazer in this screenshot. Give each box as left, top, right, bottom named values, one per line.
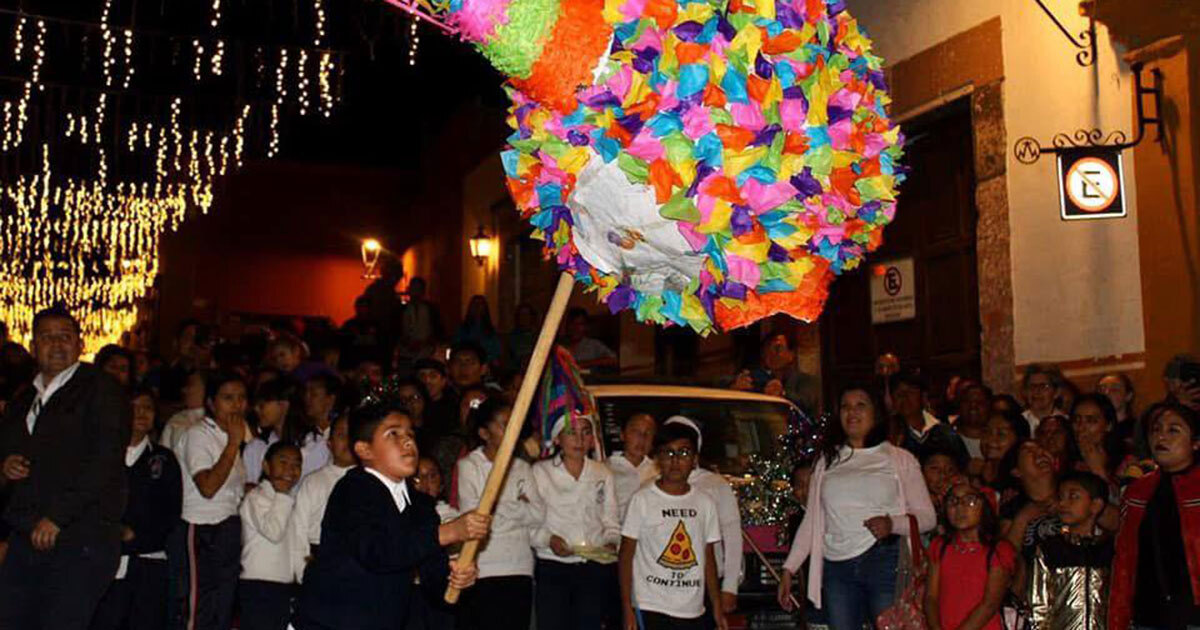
left=295, top=466, right=449, bottom=630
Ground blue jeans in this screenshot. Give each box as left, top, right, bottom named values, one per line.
left=822, top=538, right=899, bottom=630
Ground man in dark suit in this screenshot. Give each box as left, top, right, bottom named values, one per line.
left=0, top=306, right=131, bottom=630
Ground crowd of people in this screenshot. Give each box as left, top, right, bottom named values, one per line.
left=777, top=359, right=1200, bottom=630
left=0, top=280, right=1197, bottom=630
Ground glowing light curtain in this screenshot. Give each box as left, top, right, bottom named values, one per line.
left=0, top=2, right=344, bottom=352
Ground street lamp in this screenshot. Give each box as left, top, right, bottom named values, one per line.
left=469, top=224, right=492, bottom=266
left=362, top=238, right=382, bottom=279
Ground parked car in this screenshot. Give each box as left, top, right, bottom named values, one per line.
left=587, top=384, right=805, bottom=629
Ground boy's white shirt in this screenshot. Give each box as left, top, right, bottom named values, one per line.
left=529, top=455, right=621, bottom=563
left=287, top=462, right=352, bottom=583
left=610, top=451, right=659, bottom=520
left=622, top=483, right=721, bottom=619
left=457, top=446, right=539, bottom=578
left=240, top=480, right=297, bottom=583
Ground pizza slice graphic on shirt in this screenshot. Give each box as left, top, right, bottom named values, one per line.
left=657, top=520, right=698, bottom=571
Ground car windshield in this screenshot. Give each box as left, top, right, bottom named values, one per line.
left=593, top=395, right=794, bottom=476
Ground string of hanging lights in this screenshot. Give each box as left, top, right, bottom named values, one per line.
left=0, top=0, right=350, bottom=353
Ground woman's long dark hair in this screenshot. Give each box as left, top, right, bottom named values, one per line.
left=986, top=407, right=1030, bottom=493
left=821, top=384, right=890, bottom=468
left=1066, top=393, right=1126, bottom=475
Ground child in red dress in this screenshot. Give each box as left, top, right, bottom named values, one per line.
left=925, top=481, right=1015, bottom=630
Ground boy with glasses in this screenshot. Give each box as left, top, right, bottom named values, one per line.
left=619, top=419, right=728, bottom=630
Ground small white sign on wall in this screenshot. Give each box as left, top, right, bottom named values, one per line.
left=870, top=258, right=916, bottom=324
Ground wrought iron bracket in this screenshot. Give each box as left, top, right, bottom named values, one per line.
left=1033, top=0, right=1097, bottom=67
left=1013, top=62, right=1163, bottom=165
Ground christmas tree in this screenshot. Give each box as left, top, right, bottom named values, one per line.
left=736, top=409, right=826, bottom=533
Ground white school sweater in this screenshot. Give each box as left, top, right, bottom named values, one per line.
left=457, top=447, right=538, bottom=577
left=609, top=452, right=659, bottom=520
left=287, top=463, right=350, bottom=582
left=529, top=456, right=621, bottom=564
left=240, top=481, right=296, bottom=583
left=689, top=468, right=743, bottom=594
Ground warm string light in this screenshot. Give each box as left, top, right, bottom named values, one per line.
left=313, top=0, right=327, bottom=46
left=211, top=39, right=225, bottom=76
left=122, top=29, right=135, bottom=89
left=192, top=39, right=205, bottom=81
left=101, top=0, right=115, bottom=87
left=319, top=51, right=334, bottom=117
left=408, top=17, right=419, bottom=66
left=0, top=6, right=344, bottom=352
left=297, top=49, right=310, bottom=115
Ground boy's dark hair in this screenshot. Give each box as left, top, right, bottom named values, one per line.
left=307, top=372, right=344, bottom=400
left=991, top=394, right=1024, bottom=414
left=348, top=402, right=408, bottom=463
left=449, top=341, right=487, bottom=364
left=32, top=305, right=80, bottom=335
left=566, top=307, right=589, bottom=323
left=205, top=371, right=247, bottom=403
left=1059, top=471, right=1108, bottom=504
left=469, top=397, right=511, bottom=436
left=889, top=370, right=928, bottom=393
left=254, top=376, right=296, bottom=404
left=621, top=412, right=656, bottom=430
left=261, top=441, right=302, bottom=480
left=95, top=344, right=132, bottom=369
left=413, top=358, right=448, bottom=376
left=920, top=445, right=968, bottom=473
left=654, top=421, right=699, bottom=452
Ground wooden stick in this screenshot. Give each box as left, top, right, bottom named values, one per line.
left=740, top=529, right=803, bottom=612
left=445, top=271, right=575, bottom=603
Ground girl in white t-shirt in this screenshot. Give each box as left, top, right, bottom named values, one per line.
left=457, top=399, right=538, bottom=630
left=619, top=421, right=727, bottom=630
left=529, top=416, right=621, bottom=630
left=175, top=373, right=250, bottom=630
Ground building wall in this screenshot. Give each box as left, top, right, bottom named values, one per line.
left=847, top=0, right=1147, bottom=393
left=1129, top=39, right=1199, bottom=401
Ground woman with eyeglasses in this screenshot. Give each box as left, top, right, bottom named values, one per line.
left=777, top=385, right=936, bottom=630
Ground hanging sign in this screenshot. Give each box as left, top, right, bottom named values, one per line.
left=870, top=258, right=916, bottom=324
left=1057, top=147, right=1127, bottom=220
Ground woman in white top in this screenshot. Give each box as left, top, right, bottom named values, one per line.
left=239, top=441, right=301, bottom=630
left=529, top=416, right=621, bottom=630
left=457, top=399, right=539, bottom=630
left=175, top=373, right=250, bottom=630
left=777, top=385, right=936, bottom=630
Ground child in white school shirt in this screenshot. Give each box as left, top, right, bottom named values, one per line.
left=529, top=415, right=621, bottom=630
left=619, top=421, right=727, bottom=630
left=456, top=399, right=539, bottom=630
left=288, top=413, right=354, bottom=583
left=238, top=442, right=302, bottom=630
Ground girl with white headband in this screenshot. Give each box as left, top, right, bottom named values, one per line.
left=528, top=414, right=621, bottom=630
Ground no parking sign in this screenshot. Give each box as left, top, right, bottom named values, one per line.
left=1056, top=147, right=1127, bottom=220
